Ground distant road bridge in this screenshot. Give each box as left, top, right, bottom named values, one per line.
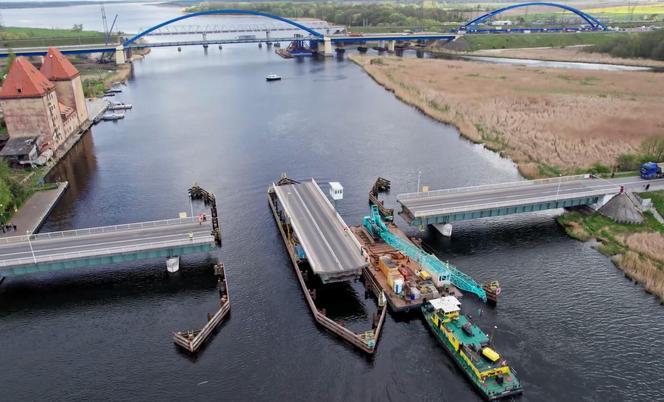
left=138, top=22, right=344, bottom=36
left=397, top=176, right=664, bottom=227
left=0, top=3, right=612, bottom=61
left=460, top=2, right=606, bottom=33
left=0, top=9, right=458, bottom=61
left=0, top=217, right=216, bottom=278
left=0, top=32, right=458, bottom=61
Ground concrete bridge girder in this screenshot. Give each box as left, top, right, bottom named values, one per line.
left=412, top=195, right=602, bottom=227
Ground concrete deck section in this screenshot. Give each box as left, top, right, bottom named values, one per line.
left=398, top=176, right=664, bottom=226
left=0, top=217, right=215, bottom=277
left=273, top=179, right=366, bottom=283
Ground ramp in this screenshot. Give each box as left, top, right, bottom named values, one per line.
left=272, top=179, right=366, bottom=283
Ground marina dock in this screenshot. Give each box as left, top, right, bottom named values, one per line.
left=268, top=176, right=386, bottom=354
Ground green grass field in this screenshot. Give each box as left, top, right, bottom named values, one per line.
left=0, top=26, right=115, bottom=48
left=462, top=31, right=629, bottom=51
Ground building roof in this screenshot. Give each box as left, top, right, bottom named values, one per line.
left=430, top=296, right=461, bottom=313
left=0, top=57, right=55, bottom=100
left=40, top=47, right=80, bottom=81
left=0, top=136, right=38, bottom=157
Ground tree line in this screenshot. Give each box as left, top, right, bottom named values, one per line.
left=588, top=29, right=664, bottom=61
left=185, top=2, right=470, bottom=28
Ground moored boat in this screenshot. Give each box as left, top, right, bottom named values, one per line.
left=101, top=112, right=125, bottom=121
left=108, top=101, right=133, bottom=111
left=266, top=74, right=282, bottom=81
left=422, top=297, right=523, bottom=400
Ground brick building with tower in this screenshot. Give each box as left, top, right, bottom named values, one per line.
left=0, top=47, right=89, bottom=165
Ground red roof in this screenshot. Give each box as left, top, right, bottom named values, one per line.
left=0, top=57, right=55, bottom=99
left=40, top=47, right=80, bottom=81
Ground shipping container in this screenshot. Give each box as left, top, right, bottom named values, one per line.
left=379, top=255, right=398, bottom=277
left=387, top=272, right=404, bottom=289
left=418, top=270, right=431, bottom=280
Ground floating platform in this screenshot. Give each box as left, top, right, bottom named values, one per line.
left=271, top=178, right=367, bottom=284
left=173, top=263, right=230, bottom=353
left=268, top=176, right=386, bottom=354
left=353, top=224, right=461, bottom=313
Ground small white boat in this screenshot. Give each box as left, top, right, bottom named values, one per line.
left=101, top=112, right=125, bottom=121
left=266, top=74, right=281, bottom=81
left=108, top=102, right=133, bottom=111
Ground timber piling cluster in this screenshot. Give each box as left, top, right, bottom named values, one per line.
left=173, top=263, right=231, bottom=353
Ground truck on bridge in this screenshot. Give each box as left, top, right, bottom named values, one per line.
left=640, top=162, right=664, bottom=180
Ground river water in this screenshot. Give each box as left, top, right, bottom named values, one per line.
left=2, top=4, right=664, bottom=402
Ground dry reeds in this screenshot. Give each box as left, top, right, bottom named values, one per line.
left=351, top=55, right=664, bottom=177
left=616, top=251, right=664, bottom=301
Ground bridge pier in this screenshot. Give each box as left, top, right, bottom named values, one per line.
left=115, top=46, right=126, bottom=64
left=318, top=36, right=334, bottom=57
left=433, top=223, right=453, bottom=237
left=166, top=256, right=180, bottom=273
left=387, top=40, right=396, bottom=53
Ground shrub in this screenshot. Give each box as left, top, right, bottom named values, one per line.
left=590, top=162, right=611, bottom=174
left=641, top=136, right=664, bottom=162
left=617, top=153, right=640, bottom=171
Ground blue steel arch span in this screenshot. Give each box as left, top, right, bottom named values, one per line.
left=123, top=9, right=324, bottom=46
left=460, top=2, right=606, bottom=31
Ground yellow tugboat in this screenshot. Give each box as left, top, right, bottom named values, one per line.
left=422, top=296, right=523, bottom=400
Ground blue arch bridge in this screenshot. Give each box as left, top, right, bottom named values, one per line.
left=0, top=3, right=607, bottom=62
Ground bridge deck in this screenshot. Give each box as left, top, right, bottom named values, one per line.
left=398, top=176, right=664, bottom=225
left=0, top=217, right=215, bottom=274
left=273, top=179, right=366, bottom=283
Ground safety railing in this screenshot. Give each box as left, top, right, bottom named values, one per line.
left=0, top=235, right=214, bottom=268
left=397, top=174, right=590, bottom=201
left=0, top=217, right=203, bottom=245
left=409, top=187, right=612, bottom=218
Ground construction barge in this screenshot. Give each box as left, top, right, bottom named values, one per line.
left=173, top=263, right=230, bottom=353
left=353, top=221, right=459, bottom=313
left=268, top=176, right=387, bottom=354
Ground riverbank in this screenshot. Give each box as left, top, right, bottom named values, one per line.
left=349, top=54, right=664, bottom=178
left=558, top=193, right=664, bottom=302
left=0, top=182, right=68, bottom=237
left=0, top=26, right=113, bottom=48
left=453, top=46, right=664, bottom=69
left=444, top=32, right=627, bottom=53
left=75, top=49, right=149, bottom=97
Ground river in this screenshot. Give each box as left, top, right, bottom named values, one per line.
left=1, top=3, right=664, bottom=401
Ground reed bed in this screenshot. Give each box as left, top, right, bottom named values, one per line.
left=351, top=55, right=664, bottom=177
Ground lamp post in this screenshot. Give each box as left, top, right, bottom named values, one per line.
left=490, top=325, right=498, bottom=343
left=555, top=174, right=562, bottom=204
left=26, top=230, right=37, bottom=264
left=417, top=170, right=422, bottom=193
